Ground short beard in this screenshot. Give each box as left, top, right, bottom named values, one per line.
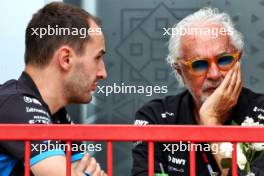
left=200, top=78, right=223, bottom=104
left=202, top=79, right=223, bottom=92
left=200, top=94, right=209, bottom=104
left=63, top=65, right=91, bottom=104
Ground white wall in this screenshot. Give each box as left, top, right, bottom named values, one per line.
left=0, top=1, right=62, bottom=83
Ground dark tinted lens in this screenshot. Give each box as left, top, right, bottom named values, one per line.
left=218, top=55, right=234, bottom=67
left=192, top=60, right=208, bottom=72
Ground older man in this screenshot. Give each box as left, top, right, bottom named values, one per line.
left=131, top=7, right=264, bottom=176
left=0, top=2, right=107, bottom=176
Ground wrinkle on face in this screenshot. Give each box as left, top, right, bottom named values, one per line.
left=178, top=21, right=235, bottom=107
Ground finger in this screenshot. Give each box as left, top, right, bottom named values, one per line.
left=92, top=163, right=101, bottom=176
left=234, top=70, right=243, bottom=99
left=227, top=62, right=239, bottom=93
left=101, top=171, right=107, bottom=176
left=238, top=81, right=243, bottom=95
left=75, top=153, right=90, bottom=172
left=85, top=157, right=97, bottom=175
left=233, top=63, right=242, bottom=94
left=73, top=160, right=80, bottom=170
left=229, top=63, right=242, bottom=107
left=218, top=64, right=235, bottom=91
left=100, top=171, right=104, bottom=176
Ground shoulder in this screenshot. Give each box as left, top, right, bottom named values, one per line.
left=134, top=90, right=189, bottom=124
left=242, top=88, right=264, bottom=105
left=138, top=90, right=188, bottom=112
left=0, top=82, right=50, bottom=124
left=0, top=79, right=18, bottom=105
left=244, top=88, right=264, bottom=121
left=234, top=88, right=264, bottom=124
left=239, top=87, right=264, bottom=112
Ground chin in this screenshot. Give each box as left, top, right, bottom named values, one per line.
left=82, top=95, right=92, bottom=103
left=86, top=96, right=93, bottom=103
left=200, top=94, right=209, bottom=104
left=71, top=94, right=92, bottom=104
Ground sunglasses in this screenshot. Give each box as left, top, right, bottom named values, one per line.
left=174, top=51, right=241, bottom=75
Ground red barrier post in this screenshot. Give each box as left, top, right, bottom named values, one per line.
left=190, top=142, right=196, bottom=176
left=148, top=142, right=154, bottom=176
left=24, top=141, right=31, bottom=176
left=66, top=141, right=72, bottom=176
left=107, top=141, right=113, bottom=176
left=232, top=143, right=238, bottom=176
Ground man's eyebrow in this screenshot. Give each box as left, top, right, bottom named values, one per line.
left=217, top=51, right=229, bottom=57
left=186, top=51, right=230, bottom=60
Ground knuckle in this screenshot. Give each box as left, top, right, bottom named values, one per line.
left=229, top=97, right=237, bottom=106
left=91, top=157, right=96, bottom=163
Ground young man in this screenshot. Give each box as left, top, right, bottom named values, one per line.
left=0, top=2, right=107, bottom=176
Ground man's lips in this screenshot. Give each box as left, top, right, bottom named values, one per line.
left=90, top=82, right=98, bottom=91
left=204, top=87, right=217, bottom=92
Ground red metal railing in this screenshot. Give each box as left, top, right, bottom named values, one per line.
left=0, top=124, right=264, bottom=176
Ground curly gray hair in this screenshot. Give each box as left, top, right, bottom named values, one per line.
left=166, top=7, right=244, bottom=86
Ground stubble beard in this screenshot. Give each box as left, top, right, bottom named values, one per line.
left=63, top=67, right=92, bottom=104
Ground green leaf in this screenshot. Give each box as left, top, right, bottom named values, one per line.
left=245, top=162, right=251, bottom=173
left=241, top=144, right=249, bottom=159
left=221, top=158, right=232, bottom=168
left=249, top=150, right=256, bottom=163
left=231, top=120, right=238, bottom=125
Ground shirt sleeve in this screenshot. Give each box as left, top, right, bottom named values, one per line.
left=70, top=141, right=85, bottom=162
left=0, top=94, right=65, bottom=166
left=131, top=103, right=166, bottom=176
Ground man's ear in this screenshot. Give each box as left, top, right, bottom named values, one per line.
left=57, top=46, right=73, bottom=71
left=172, top=62, right=185, bottom=84
left=172, top=62, right=182, bottom=76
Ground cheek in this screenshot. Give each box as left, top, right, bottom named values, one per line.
left=82, top=64, right=98, bottom=84
left=74, top=62, right=91, bottom=83
left=182, top=71, right=205, bottom=96
left=84, top=61, right=97, bottom=75
left=221, top=70, right=229, bottom=77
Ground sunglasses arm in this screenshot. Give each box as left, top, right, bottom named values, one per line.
left=238, top=51, right=243, bottom=61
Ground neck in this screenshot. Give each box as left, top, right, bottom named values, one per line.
left=25, top=65, right=67, bottom=115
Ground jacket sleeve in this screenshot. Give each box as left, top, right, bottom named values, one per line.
left=0, top=94, right=65, bottom=167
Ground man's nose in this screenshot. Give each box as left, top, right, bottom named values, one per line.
left=97, top=61, right=107, bottom=80
left=206, top=62, right=222, bottom=81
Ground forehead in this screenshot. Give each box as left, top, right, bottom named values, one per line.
left=180, top=22, right=233, bottom=59
left=87, top=18, right=105, bottom=47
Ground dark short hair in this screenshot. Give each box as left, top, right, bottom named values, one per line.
left=24, top=2, right=101, bottom=66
